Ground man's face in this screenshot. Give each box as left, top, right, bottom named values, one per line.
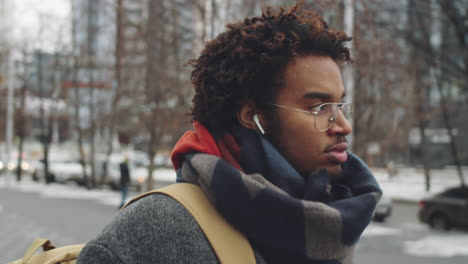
left=265, top=55, right=352, bottom=175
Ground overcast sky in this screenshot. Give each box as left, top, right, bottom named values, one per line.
left=13, top=0, right=71, bottom=51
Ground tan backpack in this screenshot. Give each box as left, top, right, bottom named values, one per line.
left=10, top=183, right=255, bottom=264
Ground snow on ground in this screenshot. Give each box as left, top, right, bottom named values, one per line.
left=362, top=224, right=401, bottom=237
left=371, top=167, right=465, bottom=203
left=2, top=166, right=468, bottom=259
left=1, top=166, right=465, bottom=206
left=363, top=223, right=468, bottom=258
left=0, top=169, right=177, bottom=206
left=404, top=232, right=468, bottom=257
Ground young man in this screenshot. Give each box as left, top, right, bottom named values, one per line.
left=78, top=2, right=381, bottom=264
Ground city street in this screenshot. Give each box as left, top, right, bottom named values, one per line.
left=1, top=0, right=467, bottom=263
left=0, top=179, right=171, bottom=263
left=1, top=179, right=468, bottom=264
left=356, top=202, right=468, bottom=264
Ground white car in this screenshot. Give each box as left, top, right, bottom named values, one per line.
left=34, top=158, right=89, bottom=183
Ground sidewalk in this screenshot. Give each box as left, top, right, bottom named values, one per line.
left=0, top=169, right=177, bottom=207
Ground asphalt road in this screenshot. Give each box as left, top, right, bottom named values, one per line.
left=0, top=187, right=117, bottom=263
left=1, top=184, right=467, bottom=264
left=356, top=202, right=468, bottom=264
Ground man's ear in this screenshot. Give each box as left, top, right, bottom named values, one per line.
left=237, top=102, right=264, bottom=132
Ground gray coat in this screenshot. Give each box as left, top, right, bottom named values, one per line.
left=77, top=194, right=268, bottom=264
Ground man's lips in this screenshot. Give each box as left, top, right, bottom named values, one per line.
left=325, top=143, right=348, bottom=163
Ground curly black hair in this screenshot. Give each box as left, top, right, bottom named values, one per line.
left=189, top=0, right=352, bottom=130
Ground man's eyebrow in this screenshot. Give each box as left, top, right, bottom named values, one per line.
left=302, top=91, right=346, bottom=100
left=303, top=92, right=332, bottom=100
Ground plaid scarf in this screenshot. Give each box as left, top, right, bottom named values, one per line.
left=171, top=122, right=382, bottom=264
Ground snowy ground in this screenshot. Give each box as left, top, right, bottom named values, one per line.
left=404, top=231, right=468, bottom=258
left=3, top=166, right=464, bottom=204
left=362, top=223, right=468, bottom=258
left=372, top=166, right=465, bottom=202
left=366, top=166, right=468, bottom=259
left=0, top=169, right=177, bottom=207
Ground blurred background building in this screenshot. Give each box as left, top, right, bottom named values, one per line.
left=0, top=0, right=13, bottom=141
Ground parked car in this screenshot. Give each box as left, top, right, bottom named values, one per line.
left=7, top=160, right=33, bottom=174
left=33, top=157, right=89, bottom=183
left=373, top=195, right=392, bottom=222
left=418, top=186, right=468, bottom=230
left=0, top=160, right=33, bottom=175
left=0, top=151, right=34, bottom=176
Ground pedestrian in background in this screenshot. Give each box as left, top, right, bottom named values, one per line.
left=118, top=157, right=130, bottom=209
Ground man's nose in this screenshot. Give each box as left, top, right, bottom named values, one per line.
left=328, top=110, right=352, bottom=135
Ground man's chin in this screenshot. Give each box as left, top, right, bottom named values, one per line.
left=326, top=164, right=342, bottom=177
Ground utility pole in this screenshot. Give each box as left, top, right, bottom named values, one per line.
left=343, top=0, right=354, bottom=149
left=4, top=0, right=15, bottom=186
left=86, top=0, right=98, bottom=189
left=5, top=49, right=15, bottom=187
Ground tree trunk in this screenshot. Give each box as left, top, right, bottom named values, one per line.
left=147, top=142, right=156, bottom=191
left=408, top=0, right=432, bottom=191
left=100, top=0, right=125, bottom=186
left=86, top=0, right=97, bottom=189
left=436, top=78, right=465, bottom=187
left=16, top=52, right=28, bottom=182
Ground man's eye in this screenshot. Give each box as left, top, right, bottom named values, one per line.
left=307, top=105, right=323, bottom=112
left=316, top=104, right=330, bottom=112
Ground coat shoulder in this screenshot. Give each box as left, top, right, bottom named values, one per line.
left=78, top=193, right=218, bottom=264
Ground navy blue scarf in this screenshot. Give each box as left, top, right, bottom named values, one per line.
left=171, top=123, right=382, bottom=263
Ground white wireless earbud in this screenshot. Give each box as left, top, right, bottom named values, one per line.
left=253, top=114, right=265, bottom=135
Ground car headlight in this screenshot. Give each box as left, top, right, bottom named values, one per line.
left=0, top=161, right=3, bottom=170
left=21, top=162, right=30, bottom=171
left=7, top=162, right=15, bottom=171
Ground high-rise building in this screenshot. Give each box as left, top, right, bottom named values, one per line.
left=70, top=0, right=115, bottom=132
left=0, top=0, right=13, bottom=142
left=0, top=0, right=12, bottom=86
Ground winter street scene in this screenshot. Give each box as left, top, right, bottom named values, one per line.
left=2, top=167, right=468, bottom=263
left=1, top=0, right=467, bottom=263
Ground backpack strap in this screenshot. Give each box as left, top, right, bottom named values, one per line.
left=123, top=183, right=256, bottom=264
left=9, top=238, right=83, bottom=264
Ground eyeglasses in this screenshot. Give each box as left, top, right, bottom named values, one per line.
left=271, top=102, right=352, bottom=132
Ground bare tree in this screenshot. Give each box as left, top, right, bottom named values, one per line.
left=404, top=0, right=466, bottom=187
left=434, top=0, right=467, bottom=186
left=70, top=0, right=90, bottom=186
left=15, top=49, right=30, bottom=182
left=437, top=0, right=468, bottom=87
left=85, top=0, right=98, bottom=188
left=140, top=0, right=195, bottom=190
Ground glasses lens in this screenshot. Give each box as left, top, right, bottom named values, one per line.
left=341, top=104, right=352, bottom=119
left=314, top=104, right=352, bottom=132
left=314, top=104, right=336, bottom=132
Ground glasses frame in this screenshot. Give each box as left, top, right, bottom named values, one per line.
left=271, top=102, right=351, bottom=132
